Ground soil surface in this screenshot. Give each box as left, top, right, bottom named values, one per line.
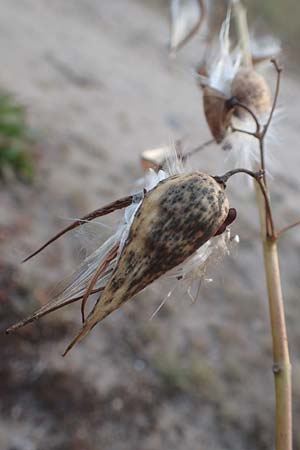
left=0, top=1, right=300, bottom=450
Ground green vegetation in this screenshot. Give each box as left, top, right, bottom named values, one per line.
left=0, top=92, right=34, bottom=181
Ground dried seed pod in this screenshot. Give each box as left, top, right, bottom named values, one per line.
left=231, top=68, right=272, bottom=118
left=64, top=172, right=229, bottom=354
left=203, top=86, right=233, bottom=143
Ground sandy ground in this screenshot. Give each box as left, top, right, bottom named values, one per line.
left=0, top=1, right=300, bottom=449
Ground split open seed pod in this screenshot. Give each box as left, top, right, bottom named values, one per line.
left=7, top=170, right=235, bottom=355
left=60, top=171, right=232, bottom=354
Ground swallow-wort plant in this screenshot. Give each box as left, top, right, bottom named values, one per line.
left=7, top=1, right=295, bottom=449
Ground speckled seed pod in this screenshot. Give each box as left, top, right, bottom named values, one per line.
left=231, top=68, right=272, bottom=118
left=203, top=86, right=233, bottom=143
left=65, top=172, right=229, bottom=353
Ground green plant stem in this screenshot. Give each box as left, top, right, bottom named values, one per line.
left=231, top=1, right=293, bottom=449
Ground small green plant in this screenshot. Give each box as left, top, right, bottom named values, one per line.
left=0, top=91, right=34, bottom=180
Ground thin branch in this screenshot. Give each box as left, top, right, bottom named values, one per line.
left=258, top=137, right=267, bottom=185
left=277, top=220, right=300, bottom=238
left=228, top=98, right=271, bottom=231
left=182, top=138, right=214, bottom=161
left=227, top=97, right=261, bottom=136
left=230, top=99, right=272, bottom=228
left=256, top=140, right=273, bottom=242
left=231, top=126, right=257, bottom=138
left=262, top=59, right=282, bottom=138
left=215, top=167, right=264, bottom=183
left=215, top=168, right=274, bottom=237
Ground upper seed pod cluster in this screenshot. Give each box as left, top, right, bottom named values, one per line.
left=198, top=8, right=275, bottom=161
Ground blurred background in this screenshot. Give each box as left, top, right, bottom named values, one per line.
left=0, top=1, right=300, bottom=449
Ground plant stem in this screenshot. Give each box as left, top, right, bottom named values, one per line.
left=264, top=241, right=292, bottom=450
left=231, top=1, right=293, bottom=449
left=256, top=186, right=292, bottom=450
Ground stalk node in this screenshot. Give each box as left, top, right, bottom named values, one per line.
left=272, top=364, right=281, bottom=375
